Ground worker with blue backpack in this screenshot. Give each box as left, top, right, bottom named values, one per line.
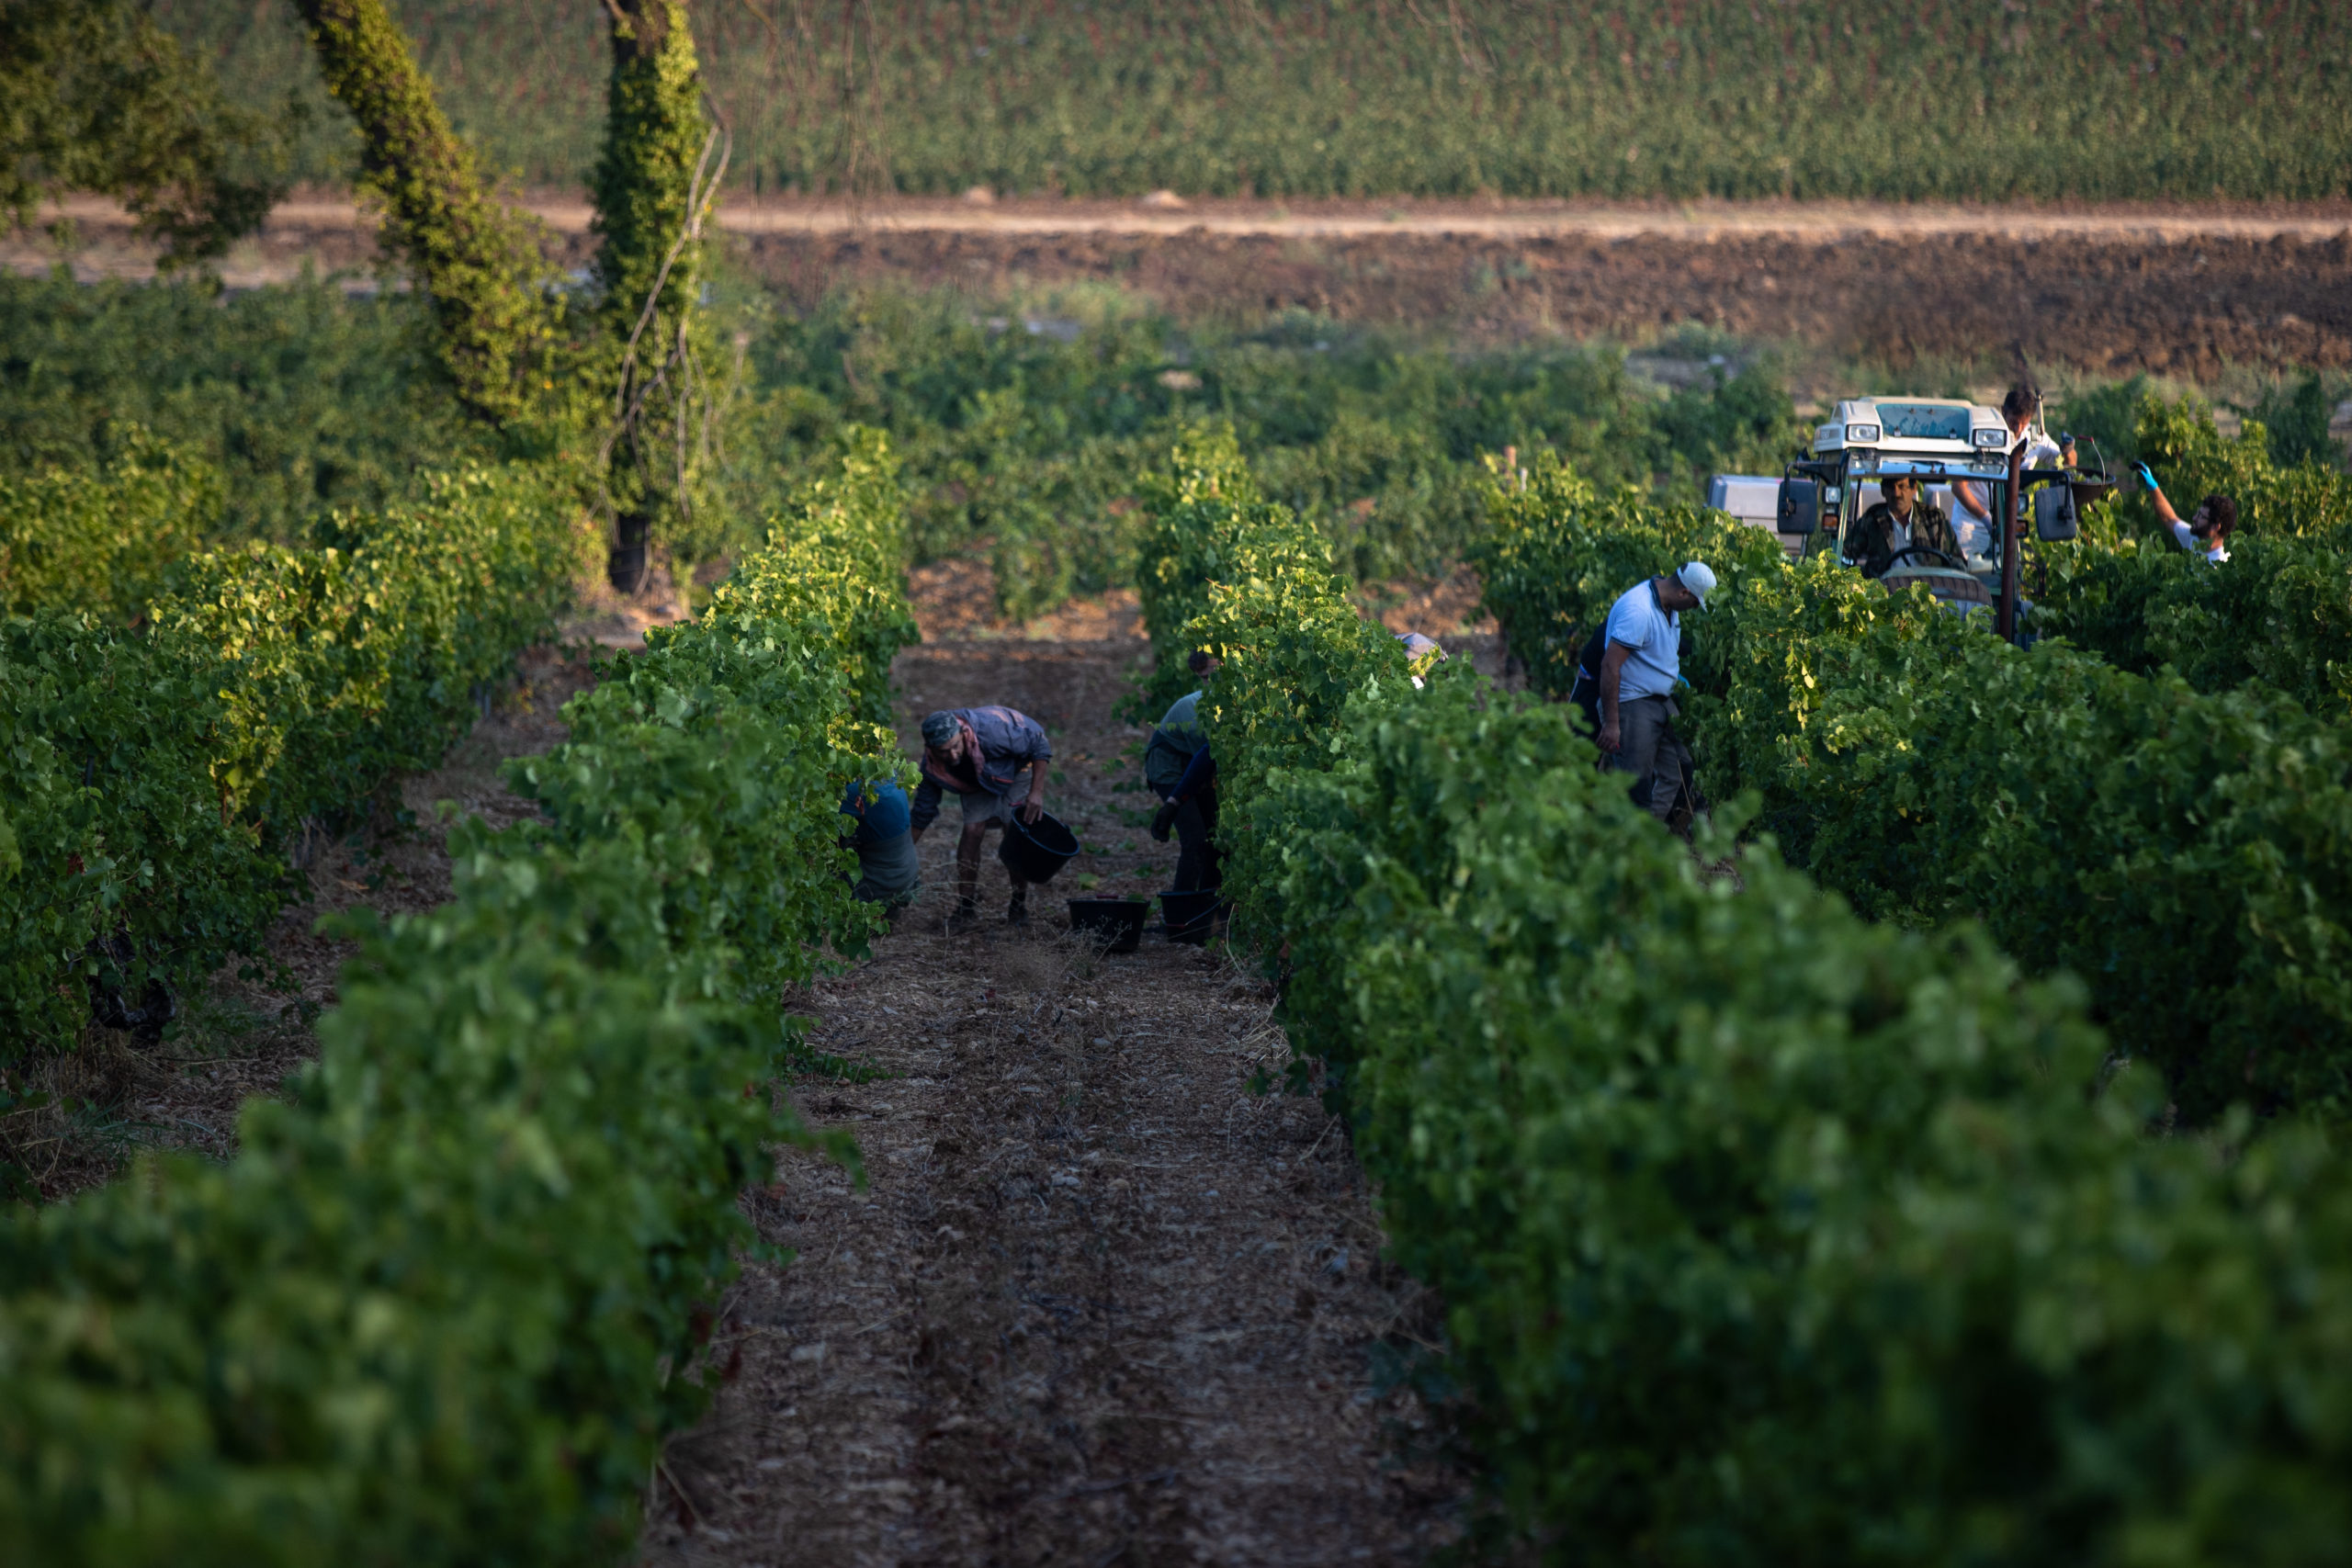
left=1570, top=560, right=1715, bottom=829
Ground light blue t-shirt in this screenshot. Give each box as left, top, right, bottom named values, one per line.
left=1603, top=579, right=1679, bottom=702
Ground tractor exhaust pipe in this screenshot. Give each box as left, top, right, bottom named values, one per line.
left=1996, top=441, right=2026, bottom=641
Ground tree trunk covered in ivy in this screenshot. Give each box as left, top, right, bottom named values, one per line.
left=291, top=0, right=554, bottom=429
left=593, top=0, right=716, bottom=595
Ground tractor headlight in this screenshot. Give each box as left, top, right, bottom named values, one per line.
left=1971, top=428, right=2007, bottom=447
left=1845, top=423, right=1881, bottom=444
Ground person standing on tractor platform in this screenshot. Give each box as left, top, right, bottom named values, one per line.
left=2135, top=462, right=2236, bottom=563
left=1847, top=472, right=1963, bottom=580
left=1597, top=561, right=1715, bottom=824
left=910, top=705, right=1052, bottom=927
left=1951, top=382, right=2076, bottom=554
left=1146, top=651, right=1221, bottom=893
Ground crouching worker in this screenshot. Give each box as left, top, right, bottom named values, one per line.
left=910, top=705, right=1052, bottom=927
left=842, top=780, right=922, bottom=926
left=1597, top=560, right=1715, bottom=826
left=841, top=775, right=920, bottom=921
left=1145, top=652, right=1221, bottom=892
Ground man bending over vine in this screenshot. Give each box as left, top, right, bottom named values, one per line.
left=910, top=706, right=1053, bottom=927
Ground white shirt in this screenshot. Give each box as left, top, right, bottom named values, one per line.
left=2166, top=517, right=2230, bottom=563
left=1929, top=484, right=1985, bottom=558
left=2014, top=430, right=2064, bottom=469
left=1603, top=580, right=1680, bottom=702
left=1947, top=429, right=2064, bottom=558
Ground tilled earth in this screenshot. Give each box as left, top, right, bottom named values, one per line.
left=738, top=224, right=2352, bottom=379
left=19, top=197, right=2352, bottom=376
left=638, top=635, right=1470, bottom=1567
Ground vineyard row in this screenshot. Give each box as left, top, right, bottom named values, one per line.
left=0, top=434, right=916, bottom=1561
left=0, top=459, right=578, bottom=1058
left=1480, top=394, right=2352, bottom=1126
left=1141, top=427, right=2352, bottom=1560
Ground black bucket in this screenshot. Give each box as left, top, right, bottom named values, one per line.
left=1158, top=887, right=1227, bottom=945
left=1068, top=897, right=1149, bottom=953
left=996, top=809, right=1080, bottom=884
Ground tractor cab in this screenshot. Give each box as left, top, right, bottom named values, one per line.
left=1770, top=397, right=2107, bottom=626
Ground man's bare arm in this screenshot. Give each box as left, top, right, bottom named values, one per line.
left=1598, top=641, right=1633, bottom=751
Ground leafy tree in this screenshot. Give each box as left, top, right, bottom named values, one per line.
left=592, top=0, right=723, bottom=592
left=289, top=0, right=560, bottom=427
left=0, top=0, right=288, bottom=265
left=289, top=0, right=730, bottom=592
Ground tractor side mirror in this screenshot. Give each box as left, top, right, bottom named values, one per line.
left=2033, top=483, right=2078, bottom=542
left=1777, top=478, right=1819, bottom=536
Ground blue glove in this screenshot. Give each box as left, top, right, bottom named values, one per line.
left=2133, top=460, right=2160, bottom=493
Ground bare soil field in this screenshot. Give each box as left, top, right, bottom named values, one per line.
left=756, top=224, right=2352, bottom=379
left=18, top=196, right=2352, bottom=376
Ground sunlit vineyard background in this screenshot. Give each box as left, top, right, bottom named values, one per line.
left=156, top=0, right=2352, bottom=201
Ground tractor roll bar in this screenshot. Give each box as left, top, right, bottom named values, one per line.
left=1996, top=440, right=2026, bottom=640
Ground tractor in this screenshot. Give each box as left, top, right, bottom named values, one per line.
left=1720, top=397, right=2114, bottom=637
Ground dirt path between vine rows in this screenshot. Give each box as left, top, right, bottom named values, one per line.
left=638, top=631, right=1473, bottom=1567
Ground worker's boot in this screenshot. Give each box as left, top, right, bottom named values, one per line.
left=947, top=896, right=979, bottom=931
left=1005, top=886, right=1030, bottom=927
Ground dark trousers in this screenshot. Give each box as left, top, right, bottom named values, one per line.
left=1173, top=790, right=1222, bottom=891
left=1606, top=694, right=1695, bottom=822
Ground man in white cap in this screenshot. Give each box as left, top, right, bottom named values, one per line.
left=1596, top=560, right=1714, bottom=824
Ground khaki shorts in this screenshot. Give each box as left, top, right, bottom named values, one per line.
left=956, top=779, right=1022, bottom=828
